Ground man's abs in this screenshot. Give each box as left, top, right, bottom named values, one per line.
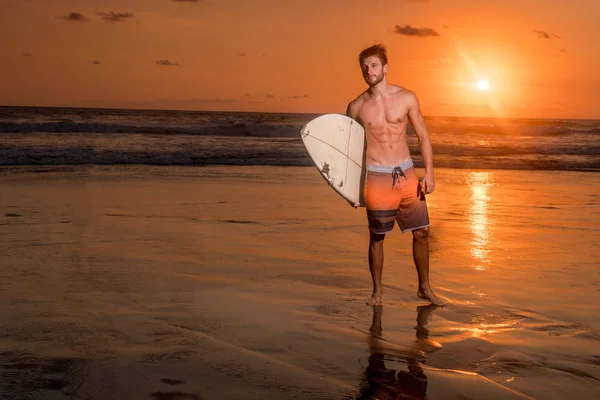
left=355, top=93, right=412, bottom=166
left=364, top=126, right=412, bottom=166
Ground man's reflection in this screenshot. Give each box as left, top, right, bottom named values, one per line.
left=356, top=305, right=441, bottom=399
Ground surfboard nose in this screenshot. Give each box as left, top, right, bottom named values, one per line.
left=300, top=125, right=310, bottom=138
left=300, top=114, right=365, bottom=207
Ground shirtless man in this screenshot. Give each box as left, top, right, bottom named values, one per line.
left=346, top=44, right=445, bottom=306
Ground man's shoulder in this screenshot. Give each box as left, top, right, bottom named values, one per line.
left=389, top=85, right=419, bottom=108
left=389, top=84, right=416, bottom=99
left=349, top=90, right=370, bottom=104
left=346, top=92, right=368, bottom=117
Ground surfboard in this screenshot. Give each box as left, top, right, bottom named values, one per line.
left=300, top=114, right=365, bottom=207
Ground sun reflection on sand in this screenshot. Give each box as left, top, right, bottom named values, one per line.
left=452, top=321, right=519, bottom=338
left=467, top=172, right=494, bottom=271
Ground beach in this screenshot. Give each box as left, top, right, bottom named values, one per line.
left=0, top=165, right=598, bottom=399
left=2, top=0, right=600, bottom=396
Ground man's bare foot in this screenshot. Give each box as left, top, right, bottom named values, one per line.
left=417, top=287, right=447, bottom=306
left=366, top=290, right=382, bottom=306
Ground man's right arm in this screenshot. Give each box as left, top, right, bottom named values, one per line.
left=346, top=99, right=362, bottom=208
left=346, top=101, right=356, bottom=119
left=346, top=99, right=361, bottom=121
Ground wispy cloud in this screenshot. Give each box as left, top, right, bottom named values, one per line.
left=156, top=60, right=179, bottom=66
left=533, top=30, right=561, bottom=39
left=97, top=12, right=135, bottom=22
left=58, top=12, right=89, bottom=22
left=393, top=25, right=440, bottom=37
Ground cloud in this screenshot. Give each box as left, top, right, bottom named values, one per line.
left=58, top=12, right=89, bottom=22
left=156, top=60, right=179, bottom=66
left=261, top=53, right=269, bottom=57
left=92, top=60, right=102, bottom=65
left=289, top=94, right=309, bottom=99
left=97, top=12, right=135, bottom=22
left=244, top=93, right=251, bottom=97
left=533, top=30, right=561, bottom=39
left=560, top=48, right=566, bottom=53
left=22, top=53, right=33, bottom=57
left=266, top=94, right=276, bottom=99
left=393, top=25, right=439, bottom=37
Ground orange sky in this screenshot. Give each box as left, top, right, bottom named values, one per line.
left=1, top=0, right=599, bottom=119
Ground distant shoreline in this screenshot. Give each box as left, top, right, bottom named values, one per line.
left=1, top=104, right=598, bottom=122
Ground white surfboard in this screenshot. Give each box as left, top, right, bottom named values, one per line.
left=300, top=114, right=365, bottom=207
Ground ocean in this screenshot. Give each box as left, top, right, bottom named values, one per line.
left=1, top=106, right=599, bottom=171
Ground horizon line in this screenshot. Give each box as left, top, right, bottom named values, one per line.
left=0, top=103, right=598, bottom=122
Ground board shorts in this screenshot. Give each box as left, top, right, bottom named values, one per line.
left=364, top=159, right=430, bottom=234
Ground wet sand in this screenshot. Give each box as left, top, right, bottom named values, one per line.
left=0, top=165, right=599, bottom=399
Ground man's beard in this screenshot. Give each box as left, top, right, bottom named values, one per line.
left=365, top=73, right=383, bottom=87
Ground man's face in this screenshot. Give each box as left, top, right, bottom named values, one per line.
left=361, top=55, right=388, bottom=87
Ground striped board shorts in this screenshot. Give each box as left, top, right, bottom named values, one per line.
left=364, top=159, right=430, bottom=234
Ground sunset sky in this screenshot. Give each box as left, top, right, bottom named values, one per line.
left=1, top=0, right=599, bottom=119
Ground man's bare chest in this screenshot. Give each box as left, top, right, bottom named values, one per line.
left=358, top=102, right=409, bottom=129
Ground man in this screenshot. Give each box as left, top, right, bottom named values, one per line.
left=346, top=44, right=445, bottom=306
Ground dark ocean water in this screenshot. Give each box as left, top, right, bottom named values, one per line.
left=1, top=106, right=598, bottom=171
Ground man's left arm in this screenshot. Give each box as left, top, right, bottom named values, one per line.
left=407, top=91, right=435, bottom=194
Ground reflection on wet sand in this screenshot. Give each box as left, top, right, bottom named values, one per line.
left=355, top=305, right=442, bottom=399
left=468, top=172, right=494, bottom=271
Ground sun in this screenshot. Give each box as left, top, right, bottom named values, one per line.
left=477, top=79, right=490, bottom=91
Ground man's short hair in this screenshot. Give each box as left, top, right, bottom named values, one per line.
left=359, top=44, right=388, bottom=66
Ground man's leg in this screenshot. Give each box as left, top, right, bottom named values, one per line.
left=367, top=231, right=385, bottom=305
left=412, top=227, right=446, bottom=306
